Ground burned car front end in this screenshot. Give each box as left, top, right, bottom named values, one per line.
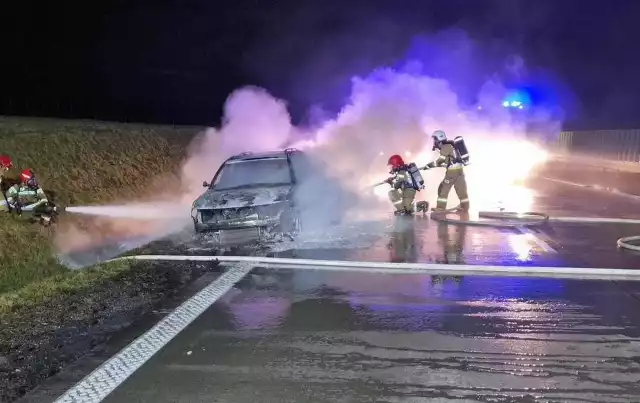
left=191, top=150, right=304, bottom=244
left=191, top=186, right=294, bottom=243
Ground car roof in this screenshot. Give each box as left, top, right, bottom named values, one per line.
left=229, top=148, right=303, bottom=162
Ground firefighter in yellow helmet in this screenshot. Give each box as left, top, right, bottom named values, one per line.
left=423, top=130, right=470, bottom=212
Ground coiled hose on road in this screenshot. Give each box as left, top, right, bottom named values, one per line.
left=429, top=209, right=550, bottom=228
left=617, top=236, right=640, bottom=252
left=428, top=206, right=640, bottom=252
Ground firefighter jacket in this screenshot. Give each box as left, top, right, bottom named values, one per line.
left=6, top=184, right=49, bottom=209
left=389, top=168, right=415, bottom=190
left=426, top=143, right=464, bottom=171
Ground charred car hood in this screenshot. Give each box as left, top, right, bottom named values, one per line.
left=193, top=185, right=291, bottom=210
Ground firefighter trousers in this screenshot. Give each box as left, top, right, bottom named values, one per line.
left=388, top=188, right=416, bottom=212
left=436, top=168, right=469, bottom=211
left=0, top=200, right=46, bottom=214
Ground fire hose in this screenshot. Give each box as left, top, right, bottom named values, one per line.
left=392, top=207, right=640, bottom=253
left=429, top=209, right=549, bottom=227
left=430, top=209, right=640, bottom=252
left=372, top=176, right=640, bottom=252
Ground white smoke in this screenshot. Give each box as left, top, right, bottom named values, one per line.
left=181, top=86, right=303, bottom=198
left=54, top=30, right=561, bottom=266
left=180, top=61, right=554, bottom=229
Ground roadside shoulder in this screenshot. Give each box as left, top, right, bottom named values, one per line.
left=0, top=260, right=218, bottom=403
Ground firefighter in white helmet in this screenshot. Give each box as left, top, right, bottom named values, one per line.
left=423, top=129, right=470, bottom=212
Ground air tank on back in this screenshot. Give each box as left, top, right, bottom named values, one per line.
left=452, top=136, right=470, bottom=165
left=406, top=162, right=425, bottom=190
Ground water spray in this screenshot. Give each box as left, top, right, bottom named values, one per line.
left=65, top=202, right=190, bottom=220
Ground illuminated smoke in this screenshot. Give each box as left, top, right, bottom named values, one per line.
left=181, top=86, right=301, bottom=199
left=181, top=60, right=555, bottom=223
left=55, top=29, right=562, bottom=264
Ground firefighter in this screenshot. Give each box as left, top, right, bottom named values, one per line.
left=423, top=130, right=470, bottom=212
left=0, top=155, right=14, bottom=211
left=5, top=169, right=55, bottom=223
left=385, top=154, right=417, bottom=215
left=0, top=155, right=13, bottom=187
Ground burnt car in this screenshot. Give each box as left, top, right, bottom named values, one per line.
left=190, top=148, right=305, bottom=243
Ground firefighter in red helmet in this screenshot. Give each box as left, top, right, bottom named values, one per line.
left=5, top=168, right=55, bottom=222
left=0, top=155, right=13, bottom=186
left=0, top=155, right=14, bottom=211
left=0, top=155, right=12, bottom=170
left=385, top=154, right=417, bottom=215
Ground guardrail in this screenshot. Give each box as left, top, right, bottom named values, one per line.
left=559, top=130, right=640, bottom=163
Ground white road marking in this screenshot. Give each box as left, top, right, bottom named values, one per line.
left=53, top=264, right=252, bottom=403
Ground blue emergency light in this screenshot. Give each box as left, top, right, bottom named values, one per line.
left=501, top=89, right=532, bottom=110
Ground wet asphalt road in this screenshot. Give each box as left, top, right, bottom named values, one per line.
left=48, top=176, right=640, bottom=402
left=104, top=272, right=640, bottom=403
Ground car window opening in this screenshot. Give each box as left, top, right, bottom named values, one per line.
left=214, top=158, right=292, bottom=190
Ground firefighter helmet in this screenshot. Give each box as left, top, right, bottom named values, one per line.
left=0, top=155, right=13, bottom=169
left=20, top=168, right=38, bottom=188
left=432, top=130, right=447, bottom=141
left=387, top=154, right=405, bottom=168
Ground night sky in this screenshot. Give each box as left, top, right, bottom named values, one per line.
left=2, top=0, right=639, bottom=129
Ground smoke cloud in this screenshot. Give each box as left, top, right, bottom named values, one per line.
left=181, top=86, right=299, bottom=198
left=180, top=33, right=558, bottom=226
left=55, top=29, right=563, bottom=265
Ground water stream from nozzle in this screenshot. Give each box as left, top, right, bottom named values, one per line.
left=58, top=202, right=194, bottom=269
left=65, top=202, right=190, bottom=220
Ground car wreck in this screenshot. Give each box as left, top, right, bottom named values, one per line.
left=190, top=148, right=304, bottom=243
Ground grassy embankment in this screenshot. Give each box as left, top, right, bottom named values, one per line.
left=0, top=116, right=200, bottom=314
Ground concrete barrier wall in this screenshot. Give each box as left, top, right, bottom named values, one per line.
left=559, top=130, right=640, bottom=163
